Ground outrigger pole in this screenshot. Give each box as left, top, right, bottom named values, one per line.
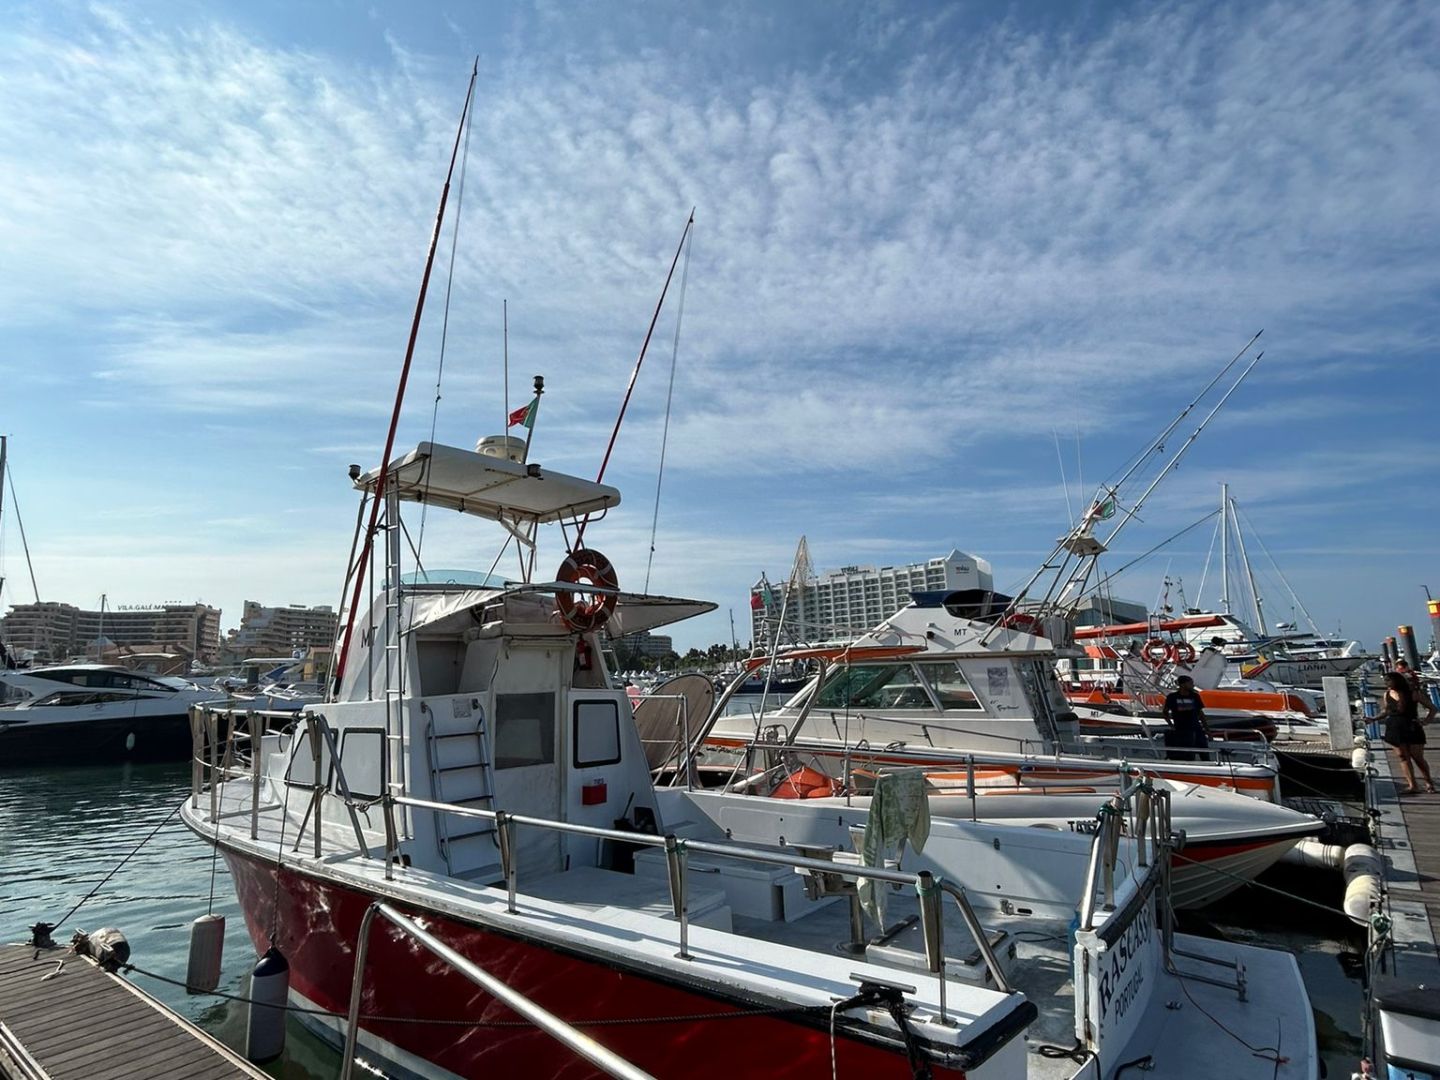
left=332, top=61, right=479, bottom=693
left=574, top=210, right=695, bottom=550
left=983, top=331, right=1266, bottom=642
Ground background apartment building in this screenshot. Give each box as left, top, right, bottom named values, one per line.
left=0, top=601, right=222, bottom=664
left=751, top=549, right=995, bottom=643
left=224, top=602, right=339, bottom=661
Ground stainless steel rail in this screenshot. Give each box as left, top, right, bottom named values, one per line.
left=392, top=793, right=1013, bottom=1003
left=339, top=902, right=655, bottom=1080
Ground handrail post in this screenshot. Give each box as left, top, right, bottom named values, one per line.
left=339, top=902, right=382, bottom=1080
left=250, top=711, right=264, bottom=841
left=308, top=713, right=323, bottom=859
left=382, top=790, right=399, bottom=881
left=966, top=755, right=977, bottom=821
left=664, top=834, right=690, bottom=960
left=189, top=707, right=202, bottom=810
left=208, top=710, right=220, bottom=824
left=496, top=811, right=517, bottom=913
left=917, top=871, right=952, bottom=1025
left=940, top=882, right=1012, bottom=994
left=1078, top=818, right=1105, bottom=931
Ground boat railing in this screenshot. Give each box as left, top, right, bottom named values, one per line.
left=339, top=901, right=655, bottom=1080
left=390, top=791, right=1013, bottom=1019
left=188, top=705, right=378, bottom=857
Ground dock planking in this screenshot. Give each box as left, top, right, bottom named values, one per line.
left=0, top=943, right=268, bottom=1080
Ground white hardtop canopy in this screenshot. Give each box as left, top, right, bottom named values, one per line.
left=397, top=583, right=716, bottom=638
left=355, top=441, right=620, bottom=523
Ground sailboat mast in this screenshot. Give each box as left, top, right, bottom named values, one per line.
left=1231, top=495, right=1267, bottom=636
left=1219, top=482, right=1230, bottom=615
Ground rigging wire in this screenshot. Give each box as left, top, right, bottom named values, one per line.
left=643, top=229, right=693, bottom=594
left=1194, top=509, right=1223, bottom=610
left=4, top=461, right=41, bottom=602
left=1053, top=430, right=1074, bottom=524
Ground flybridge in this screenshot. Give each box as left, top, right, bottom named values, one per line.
left=352, top=442, right=620, bottom=523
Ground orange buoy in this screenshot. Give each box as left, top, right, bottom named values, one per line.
left=1168, top=641, right=1197, bottom=664
left=770, top=766, right=838, bottom=800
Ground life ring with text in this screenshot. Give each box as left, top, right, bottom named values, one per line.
left=555, top=548, right=619, bottom=632
left=1141, top=639, right=1170, bottom=665
left=1000, top=612, right=1042, bottom=635
left=1168, top=641, right=1197, bottom=665
left=770, top=766, right=840, bottom=800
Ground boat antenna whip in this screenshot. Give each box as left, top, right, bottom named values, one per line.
left=332, top=60, right=479, bottom=694
left=574, top=209, right=695, bottom=551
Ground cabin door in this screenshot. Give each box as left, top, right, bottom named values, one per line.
left=491, top=689, right=563, bottom=876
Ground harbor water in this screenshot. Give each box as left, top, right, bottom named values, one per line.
left=0, top=758, right=1365, bottom=1077
left=0, top=761, right=339, bottom=1078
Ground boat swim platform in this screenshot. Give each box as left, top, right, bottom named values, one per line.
left=0, top=944, right=269, bottom=1080
left=1369, top=752, right=1440, bottom=983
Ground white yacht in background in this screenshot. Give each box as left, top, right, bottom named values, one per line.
left=0, top=663, right=224, bottom=763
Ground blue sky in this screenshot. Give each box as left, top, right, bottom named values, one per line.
left=0, top=0, right=1436, bottom=654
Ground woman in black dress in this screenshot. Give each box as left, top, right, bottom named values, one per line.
left=1381, top=672, right=1435, bottom=794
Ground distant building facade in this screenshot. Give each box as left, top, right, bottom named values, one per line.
left=225, top=602, right=339, bottom=660
left=0, top=601, right=222, bottom=664
left=751, top=549, right=995, bottom=643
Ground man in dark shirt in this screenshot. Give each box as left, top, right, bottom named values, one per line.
left=1163, top=675, right=1209, bottom=759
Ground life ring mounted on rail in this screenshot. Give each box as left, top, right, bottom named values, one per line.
left=555, top=548, right=619, bottom=633
left=1168, top=641, right=1197, bottom=665
left=1141, top=638, right=1171, bottom=665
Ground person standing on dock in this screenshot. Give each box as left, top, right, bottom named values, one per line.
left=1380, top=671, right=1435, bottom=795
left=1394, top=660, right=1437, bottom=721
left=1162, top=675, right=1210, bottom=759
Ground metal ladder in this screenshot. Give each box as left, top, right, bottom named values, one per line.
left=425, top=700, right=498, bottom=876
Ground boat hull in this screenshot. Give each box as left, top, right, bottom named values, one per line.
left=0, top=710, right=194, bottom=764
left=223, top=851, right=975, bottom=1079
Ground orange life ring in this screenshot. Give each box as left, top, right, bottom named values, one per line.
left=1168, top=641, right=1197, bottom=664
left=1000, top=612, right=1042, bottom=634
left=769, top=766, right=839, bottom=800
left=1141, top=639, right=1170, bottom=665
left=555, top=548, right=619, bottom=632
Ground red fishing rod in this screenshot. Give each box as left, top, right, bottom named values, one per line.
left=332, top=61, right=479, bottom=694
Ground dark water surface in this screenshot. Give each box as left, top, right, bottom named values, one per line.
left=0, top=759, right=1365, bottom=1078
left=0, top=761, right=338, bottom=1078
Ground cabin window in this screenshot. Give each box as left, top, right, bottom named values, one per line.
left=812, top=664, right=932, bottom=710
left=495, top=692, right=555, bottom=769
left=917, top=662, right=982, bottom=710
left=573, top=700, right=621, bottom=768
left=334, top=728, right=385, bottom=800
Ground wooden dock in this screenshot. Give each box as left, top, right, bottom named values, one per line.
left=0, top=944, right=269, bottom=1080
left=1371, top=753, right=1440, bottom=981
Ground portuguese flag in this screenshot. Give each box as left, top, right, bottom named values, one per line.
left=507, top=399, right=538, bottom=430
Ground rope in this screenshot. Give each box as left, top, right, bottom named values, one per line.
left=51, top=799, right=184, bottom=934
left=1174, top=973, right=1286, bottom=1066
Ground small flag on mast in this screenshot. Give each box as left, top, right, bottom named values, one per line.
left=508, top=399, right=538, bottom=430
